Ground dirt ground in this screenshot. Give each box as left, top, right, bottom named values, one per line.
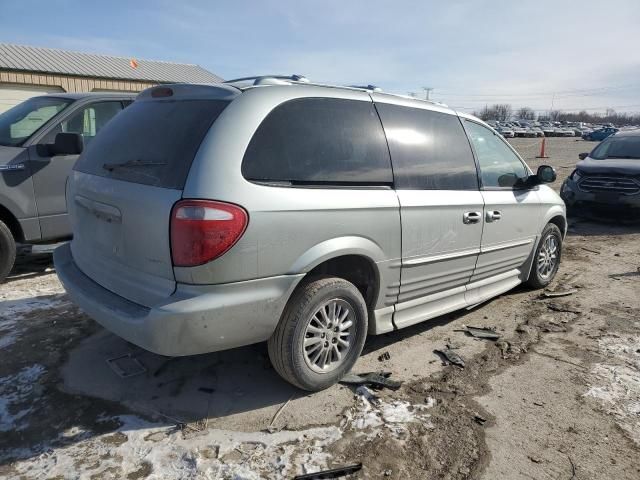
left=1, top=137, right=639, bottom=479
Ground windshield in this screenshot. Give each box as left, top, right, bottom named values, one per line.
left=0, top=97, right=73, bottom=147
left=590, top=135, right=640, bottom=160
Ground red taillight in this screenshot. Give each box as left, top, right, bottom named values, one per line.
left=170, top=200, right=248, bottom=267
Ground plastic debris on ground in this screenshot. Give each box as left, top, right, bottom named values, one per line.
left=293, top=462, right=362, bottom=479
left=434, top=348, right=465, bottom=368
left=459, top=325, right=502, bottom=340
left=339, top=371, right=402, bottom=391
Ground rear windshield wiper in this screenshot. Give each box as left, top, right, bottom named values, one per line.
left=103, top=159, right=167, bottom=171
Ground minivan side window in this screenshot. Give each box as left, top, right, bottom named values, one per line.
left=375, top=103, right=478, bottom=190
left=464, top=120, right=528, bottom=188
left=242, top=98, right=392, bottom=185
left=41, top=101, right=124, bottom=147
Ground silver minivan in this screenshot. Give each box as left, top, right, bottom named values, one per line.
left=54, top=77, right=566, bottom=391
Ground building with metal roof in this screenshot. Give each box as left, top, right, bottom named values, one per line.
left=0, top=43, right=223, bottom=112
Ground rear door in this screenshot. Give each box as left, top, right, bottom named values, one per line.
left=374, top=98, right=484, bottom=329
left=68, top=90, right=232, bottom=306
left=29, top=99, right=126, bottom=239
left=462, top=119, right=541, bottom=294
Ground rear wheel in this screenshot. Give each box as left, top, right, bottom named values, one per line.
left=0, top=220, right=16, bottom=283
left=526, top=223, right=562, bottom=289
left=268, top=276, right=368, bottom=391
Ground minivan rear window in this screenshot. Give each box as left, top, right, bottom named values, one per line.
left=74, top=99, right=229, bottom=189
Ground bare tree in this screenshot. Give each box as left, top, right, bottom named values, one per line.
left=516, top=107, right=535, bottom=120
left=548, top=110, right=561, bottom=121
left=472, top=104, right=513, bottom=121
left=493, top=104, right=512, bottom=121
left=471, top=105, right=489, bottom=120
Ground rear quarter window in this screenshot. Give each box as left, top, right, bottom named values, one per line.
left=376, top=103, right=479, bottom=190
left=74, top=99, right=229, bottom=189
left=242, top=97, right=392, bottom=185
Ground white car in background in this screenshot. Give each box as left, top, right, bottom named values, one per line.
left=531, top=126, right=544, bottom=137
left=557, top=127, right=575, bottom=137
left=495, top=125, right=515, bottom=138
left=511, top=124, right=527, bottom=137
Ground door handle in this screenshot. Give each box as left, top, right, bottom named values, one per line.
left=486, top=210, right=502, bottom=222
left=463, top=211, right=482, bottom=224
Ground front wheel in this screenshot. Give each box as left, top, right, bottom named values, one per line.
left=0, top=220, right=16, bottom=283
left=268, top=276, right=368, bottom=391
left=526, top=223, right=562, bottom=289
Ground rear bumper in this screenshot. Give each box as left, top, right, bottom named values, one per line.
left=54, top=243, right=304, bottom=356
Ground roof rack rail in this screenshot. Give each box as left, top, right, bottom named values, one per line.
left=348, top=84, right=382, bottom=92
left=224, top=74, right=309, bottom=86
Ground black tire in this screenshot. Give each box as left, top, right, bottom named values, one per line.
left=0, top=220, right=16, bottom=283
left=268, top=276, right=368, bottom=391
left=526, top=223, right=562, bottom=289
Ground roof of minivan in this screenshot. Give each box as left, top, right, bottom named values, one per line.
left=139, top=81, right=483, bottom=123
left=222, top=75, right=457, bottom=111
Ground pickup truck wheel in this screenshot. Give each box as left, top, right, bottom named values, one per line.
left=268, top=276, right=368, bottom=391
left=527, top=223, right=562, bottom=289
left=0, top=220, right=16, bottom=283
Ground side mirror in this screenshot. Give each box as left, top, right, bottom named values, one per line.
left=498, top=173, right=518, bottom=188
left=48, top=133, right=83, bottom=156
left=536, top=165, right=556, bottom=184
left=578, top=152, right=589, bottom=160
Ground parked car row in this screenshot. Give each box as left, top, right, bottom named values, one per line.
left=489, top=121, right=543, bottom=138
left=487, top=119, right=625, bottom=139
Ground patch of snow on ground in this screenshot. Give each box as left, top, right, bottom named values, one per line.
left=341, top=386, right=433, bottom=438
left=8, top=385, right=438, bottom=478
left=586, top=334, right=640, bottom=445
left=0, top=364, right=46, bottom=432
left=0, top=273, right=64, bottom=303
left=0, top=294, right=68, bottom=350
left=10, top=415, right=342, bottom=479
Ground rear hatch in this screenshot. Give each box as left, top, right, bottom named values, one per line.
left=68, top=84, right=237, bottom=306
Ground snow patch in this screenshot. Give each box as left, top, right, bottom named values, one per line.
left=0, top=274, right=64, bottom=302
left=10, top=415, right=342, bottom=479
left=0, top=295, right=69, bottom=350
left=341, top=386, right=434, bottom=438
left=7, top=385, right=437, bottom=477
left=0, top=364, right=46, bottom=432
left=586, top=334, right=640, bottom=445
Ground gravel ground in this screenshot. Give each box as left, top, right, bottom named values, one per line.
left=1, top=137, right=639, bottom=479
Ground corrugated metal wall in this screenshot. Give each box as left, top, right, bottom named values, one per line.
left=0, top=69, right=156, bottom=93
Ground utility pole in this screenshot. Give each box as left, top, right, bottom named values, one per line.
left=422, top=87, right=434, bottom=101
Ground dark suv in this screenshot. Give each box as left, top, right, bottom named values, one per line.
left=561, top=129, right=640, bottom=215
left=0, top=92, right=135, bottom=281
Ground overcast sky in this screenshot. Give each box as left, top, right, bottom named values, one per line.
left=2, top=0, right=639, bottom=114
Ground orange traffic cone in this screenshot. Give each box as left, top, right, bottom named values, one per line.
left=536, top=136, right=549, bottom=158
